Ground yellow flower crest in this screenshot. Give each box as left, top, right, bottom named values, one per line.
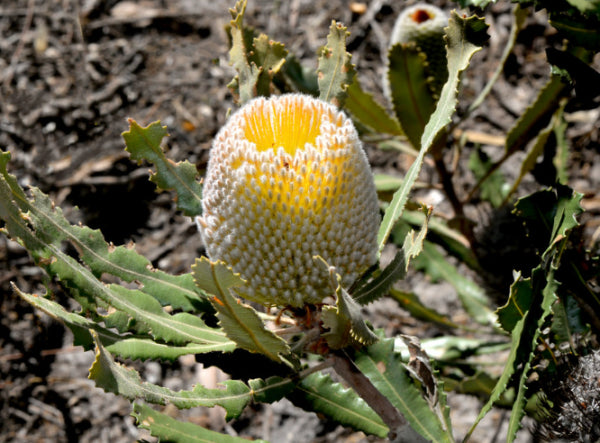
left=198, top=94, right=380, bottom=307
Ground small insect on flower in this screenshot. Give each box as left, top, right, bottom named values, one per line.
left=197, top=94, right=380, bottom=308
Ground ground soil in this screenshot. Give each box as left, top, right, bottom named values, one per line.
left=1, top=1, right=599, bottom=442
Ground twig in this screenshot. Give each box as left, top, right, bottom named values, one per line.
left=331, top=352, right=428, bottom=443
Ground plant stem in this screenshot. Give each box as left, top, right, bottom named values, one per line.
left=331, top=352, right=428, bottom=443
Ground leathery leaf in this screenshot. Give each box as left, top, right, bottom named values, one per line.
left=123, top=119, right=203, bottom=218
left=90, top=331, right=293, bottom=421
left=377, top=13, right=489, bottom=253
left=192, top=258, right=292, bottom=364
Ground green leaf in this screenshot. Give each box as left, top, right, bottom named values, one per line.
left=504, top=75, right=568, bottom=157
left=344, top=76, right=404, bottom=136
left=549, top=13, right=600, bottom=50
left=387, top=43, right=437, bottom=149
left=14, top=285, right=235, bottom=359
left=402, top=206, right=431, bottom=270
left=123, top=119, right=203, bottom=218
left=553, top=106, right=569, bottom=185
left=321, top=261, right=378, bottom=348
left=249, top=34, right=288, bottom=97
left=497, top=277, right=532, bottom=333
left=226, top=0, right=260, bottom=103
left=90, top=331, right=293, bottom=420
left=389, top=288, right=461, bottom=329
left=377, top=13, right=489, bottom=253
left=354, top=338, right=454, bottom=443
left=415, top=241, right=495, bottom=326
left=0, top=152, right=229, bottom=348
left=401, top=210, right=479, bottom=270
left=192, top=258, right=292, bottom=363
left=514, top=186, right=584, bottom=258
left=288, top=371, right=388, bottom=438
left=133, top=402, right=266, bottom=443
left=504, top=106, right=560, bottom=201
left=351, top=249, right=407, bottom=306
left=464, top=187, right=582, bottom=441
left=317, top=21, right=356, bottom=107
left=280, top=54, right=319, bottom=95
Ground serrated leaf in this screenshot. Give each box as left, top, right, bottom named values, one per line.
left=227, top=0, right=260, bottom=103
left=354, top=338, right=454, bottom=443
left=377, top=13, right=489, bottom=253
left=464, top=187, right=581, bottom=441
left=13, top=285, right=235, bottom=359
left=497, top=277, right=532, bottom=333
left=514, top=186, right=584, bottom=258
left=317, top=21, right=356, bottom=107
left=321, top=262, right=378, bottom=348
left=505, top=75, right=568, bottom=156
left=344, top=76, right=404, bottom=136
left=395, top=335, right=509, bottom=362
left=0, top=153, right=229, bottom=348
left=90, top=331, right=293, bottom=420
left=123, top=119, right=203, bottom=217
left=29, top=187, right=208, bottom=313
left=504, top=106, right=559, bottom=202
left=351, top=249, right=407, bottom=306
left=387, top=43, right=437, bottom=149
left=191, top=258, right=292, bottom=363
left=401, top=210, right=479, bottom=270
left=403, top=206, right=431, bottom=270
left=415, top=241, right=495, bottom=326
left=250, top=33, right=288, bottom=97
left=133, top=402, right=266, bottom=443
left=287, top=371, right=388, bottom=438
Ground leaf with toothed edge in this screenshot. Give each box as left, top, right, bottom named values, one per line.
left=377, top=12, right=489, bottom=254
left=132, top=402, right=269, bottom=443
left=13, top=286, right=235, bottom=360
left=317, top=21, right=356, bottom=107
left=0, top=151, right=228, bottom=348
left=354, top=337, right=454, bottom=442
left=191, top=257, right=293, bottom=364
left=89, top=331, right=294, bottom=421
left=123, top=119, right=203, bottom=218
left=319, top=257, right=378, bottom=349
left=287, top=371, right=388, bottom=438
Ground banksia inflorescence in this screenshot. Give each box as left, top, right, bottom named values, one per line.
left=389, top=3, right=448, bottom=97
left=198, top=94, right=380, bottom=308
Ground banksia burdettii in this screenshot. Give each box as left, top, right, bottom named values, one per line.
left=389, top=3, right=448, bottom=97
left=197, top=94, right=380, bottom=308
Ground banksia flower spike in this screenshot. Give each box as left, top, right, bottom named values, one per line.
left=198, top=94, right=380, bottom=308
left=388, top=3, right=448, bottom=97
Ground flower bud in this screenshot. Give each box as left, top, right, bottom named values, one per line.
left=198, top=94, right=380, bottom=307
left=389, top=3, right=448, bottom=96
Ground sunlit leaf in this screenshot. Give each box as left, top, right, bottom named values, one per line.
left=355, top=338, right=454, bottom=442
left=123, top=120, right=203, bottom=218
left=377, top=13, right=489, bottom=253
left=192, top=258, right=292, bottom=363
left=133, top=402, right=266, bottom=443
left=317, top=21, right=356, bottom=107
left=288, top=371, right=388, bottom=438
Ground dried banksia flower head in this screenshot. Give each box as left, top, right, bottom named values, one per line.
left=198, top=94, right=380, bottom=308
left=390, top=3, right=448, bottom=96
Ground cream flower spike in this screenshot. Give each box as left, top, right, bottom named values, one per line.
left=197, top=94, right=380, bottom=307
